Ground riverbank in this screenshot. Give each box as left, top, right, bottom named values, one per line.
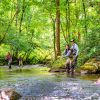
left=0, top=55, right=100, bottom=75
left=49, top=56, right=100, bottom=74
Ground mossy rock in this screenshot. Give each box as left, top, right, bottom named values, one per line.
left=79, top=57, right=100, bottom=74
left=80, top=63, right=98, bottom=73
left=50, top=57, right=66, bottom=72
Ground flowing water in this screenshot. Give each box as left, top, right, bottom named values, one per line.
left=0, top=66, right=100, bottom=100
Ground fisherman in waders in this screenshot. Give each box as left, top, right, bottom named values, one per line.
left=18, top=55, right=23, bottom=67
left=63, top=44, right=73, bottom=74
left=70, top=39, right=79, bottom=74
left=6, top=52, right=12, bottom=69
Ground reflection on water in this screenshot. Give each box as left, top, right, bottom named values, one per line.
left=0, top=67, right=100, bottom=100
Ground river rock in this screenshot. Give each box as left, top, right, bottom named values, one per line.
left=81, top=70, right=88, bottom=74
left=91, top=93, right=99, bottom=100
left=84, top=96, right=91, bottom=100
left=84, top=93, right=99, bottom=100
left=0, top=88, right=22, bottom=100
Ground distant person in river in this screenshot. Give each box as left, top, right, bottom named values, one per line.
left=63, top=44, right=74, bottom=74
left=18, top=56, right=23, bottom=67
left=70, top=39, right=79, bottom=72
left=5, top=52, right=12, bottom=69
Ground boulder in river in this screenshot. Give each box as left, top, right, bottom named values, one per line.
left=0, top=88, right=22, bottom=100
left=84, top=93, right=99, bottom=100
left=91, top=93, right=99, bottom=100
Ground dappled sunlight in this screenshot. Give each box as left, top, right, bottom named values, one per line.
left=0, top=0, right=100, bottom=99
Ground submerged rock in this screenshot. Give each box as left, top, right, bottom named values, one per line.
left=91, top=93, right=99, bottom=100
left=0, top=88, right=22, bottom=100
left=84, top=96, right=91, bottom=100
left=84, top=93, right=99, bottom=100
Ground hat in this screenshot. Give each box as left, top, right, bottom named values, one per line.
left=70, top=39, right=74, bottom=42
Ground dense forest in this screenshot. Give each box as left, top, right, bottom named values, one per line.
left=0, top=0, right=100, bottom=66
left=0, top=1, right=100, bottom=99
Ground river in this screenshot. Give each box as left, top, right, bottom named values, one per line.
left=0, top=66, right=100, bottom=100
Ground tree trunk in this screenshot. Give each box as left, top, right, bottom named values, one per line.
left=55, top=0, right=61, bottom=57
left=66, top=0, right=68, bottom=41
left=49, top=10, right=57, bottom=59
left=19, top=0, right=25, bottom=33
left=82, top=0, right=87, bottom=37
left=67, top=0, right=70, bottom=42
left=65, top=0, right=70, bottom=43
left=16, top=0, right=19, bottom=32
left=53, top=21, right=57, bottom=59
left=0, top=9, right=19, bottom=45
left=61, top=23, right=67, bottom=42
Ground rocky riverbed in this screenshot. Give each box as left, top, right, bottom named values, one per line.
left=0, top=65, right=100, bottom=100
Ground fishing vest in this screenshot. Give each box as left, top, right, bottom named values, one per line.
left=72, top=44, right=77, bottom=56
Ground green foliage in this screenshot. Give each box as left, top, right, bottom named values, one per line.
left=0, top=0, right=99, bottom=66
left=50, top=57, right=66, bottom=71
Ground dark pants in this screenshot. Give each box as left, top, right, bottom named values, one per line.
left=9, top=64, right=11, bottom=69
left=66, top=64, right=70, bottom=73
left=66, top=56, right=78, bottom=74
left=71, top=56, right=78, bottom=69
left=8, top=59, right=12, bottom=69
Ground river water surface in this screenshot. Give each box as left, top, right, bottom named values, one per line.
left=0, top=66, right=100, bottom=100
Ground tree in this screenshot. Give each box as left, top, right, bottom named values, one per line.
left=55, top=0, right=61, bottom=57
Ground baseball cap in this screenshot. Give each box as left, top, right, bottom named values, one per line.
left=70, top=39, right=74, bottom=42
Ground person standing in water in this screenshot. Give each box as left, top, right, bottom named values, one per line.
left=18, top=56, right=23, bottom=67
left=70, top=39, right=79, bottom=73
left=6, top=52, right=12, bottom=69
left=63, top=44, right=73, bottom=73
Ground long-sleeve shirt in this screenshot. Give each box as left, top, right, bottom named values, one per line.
left=63, top=49, right=71, bottom=57
left=71, top=43, right=79, bottom=57
left=66, top=50, right=71, bottom=57
left=6, top=54, right=12, bottom=61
